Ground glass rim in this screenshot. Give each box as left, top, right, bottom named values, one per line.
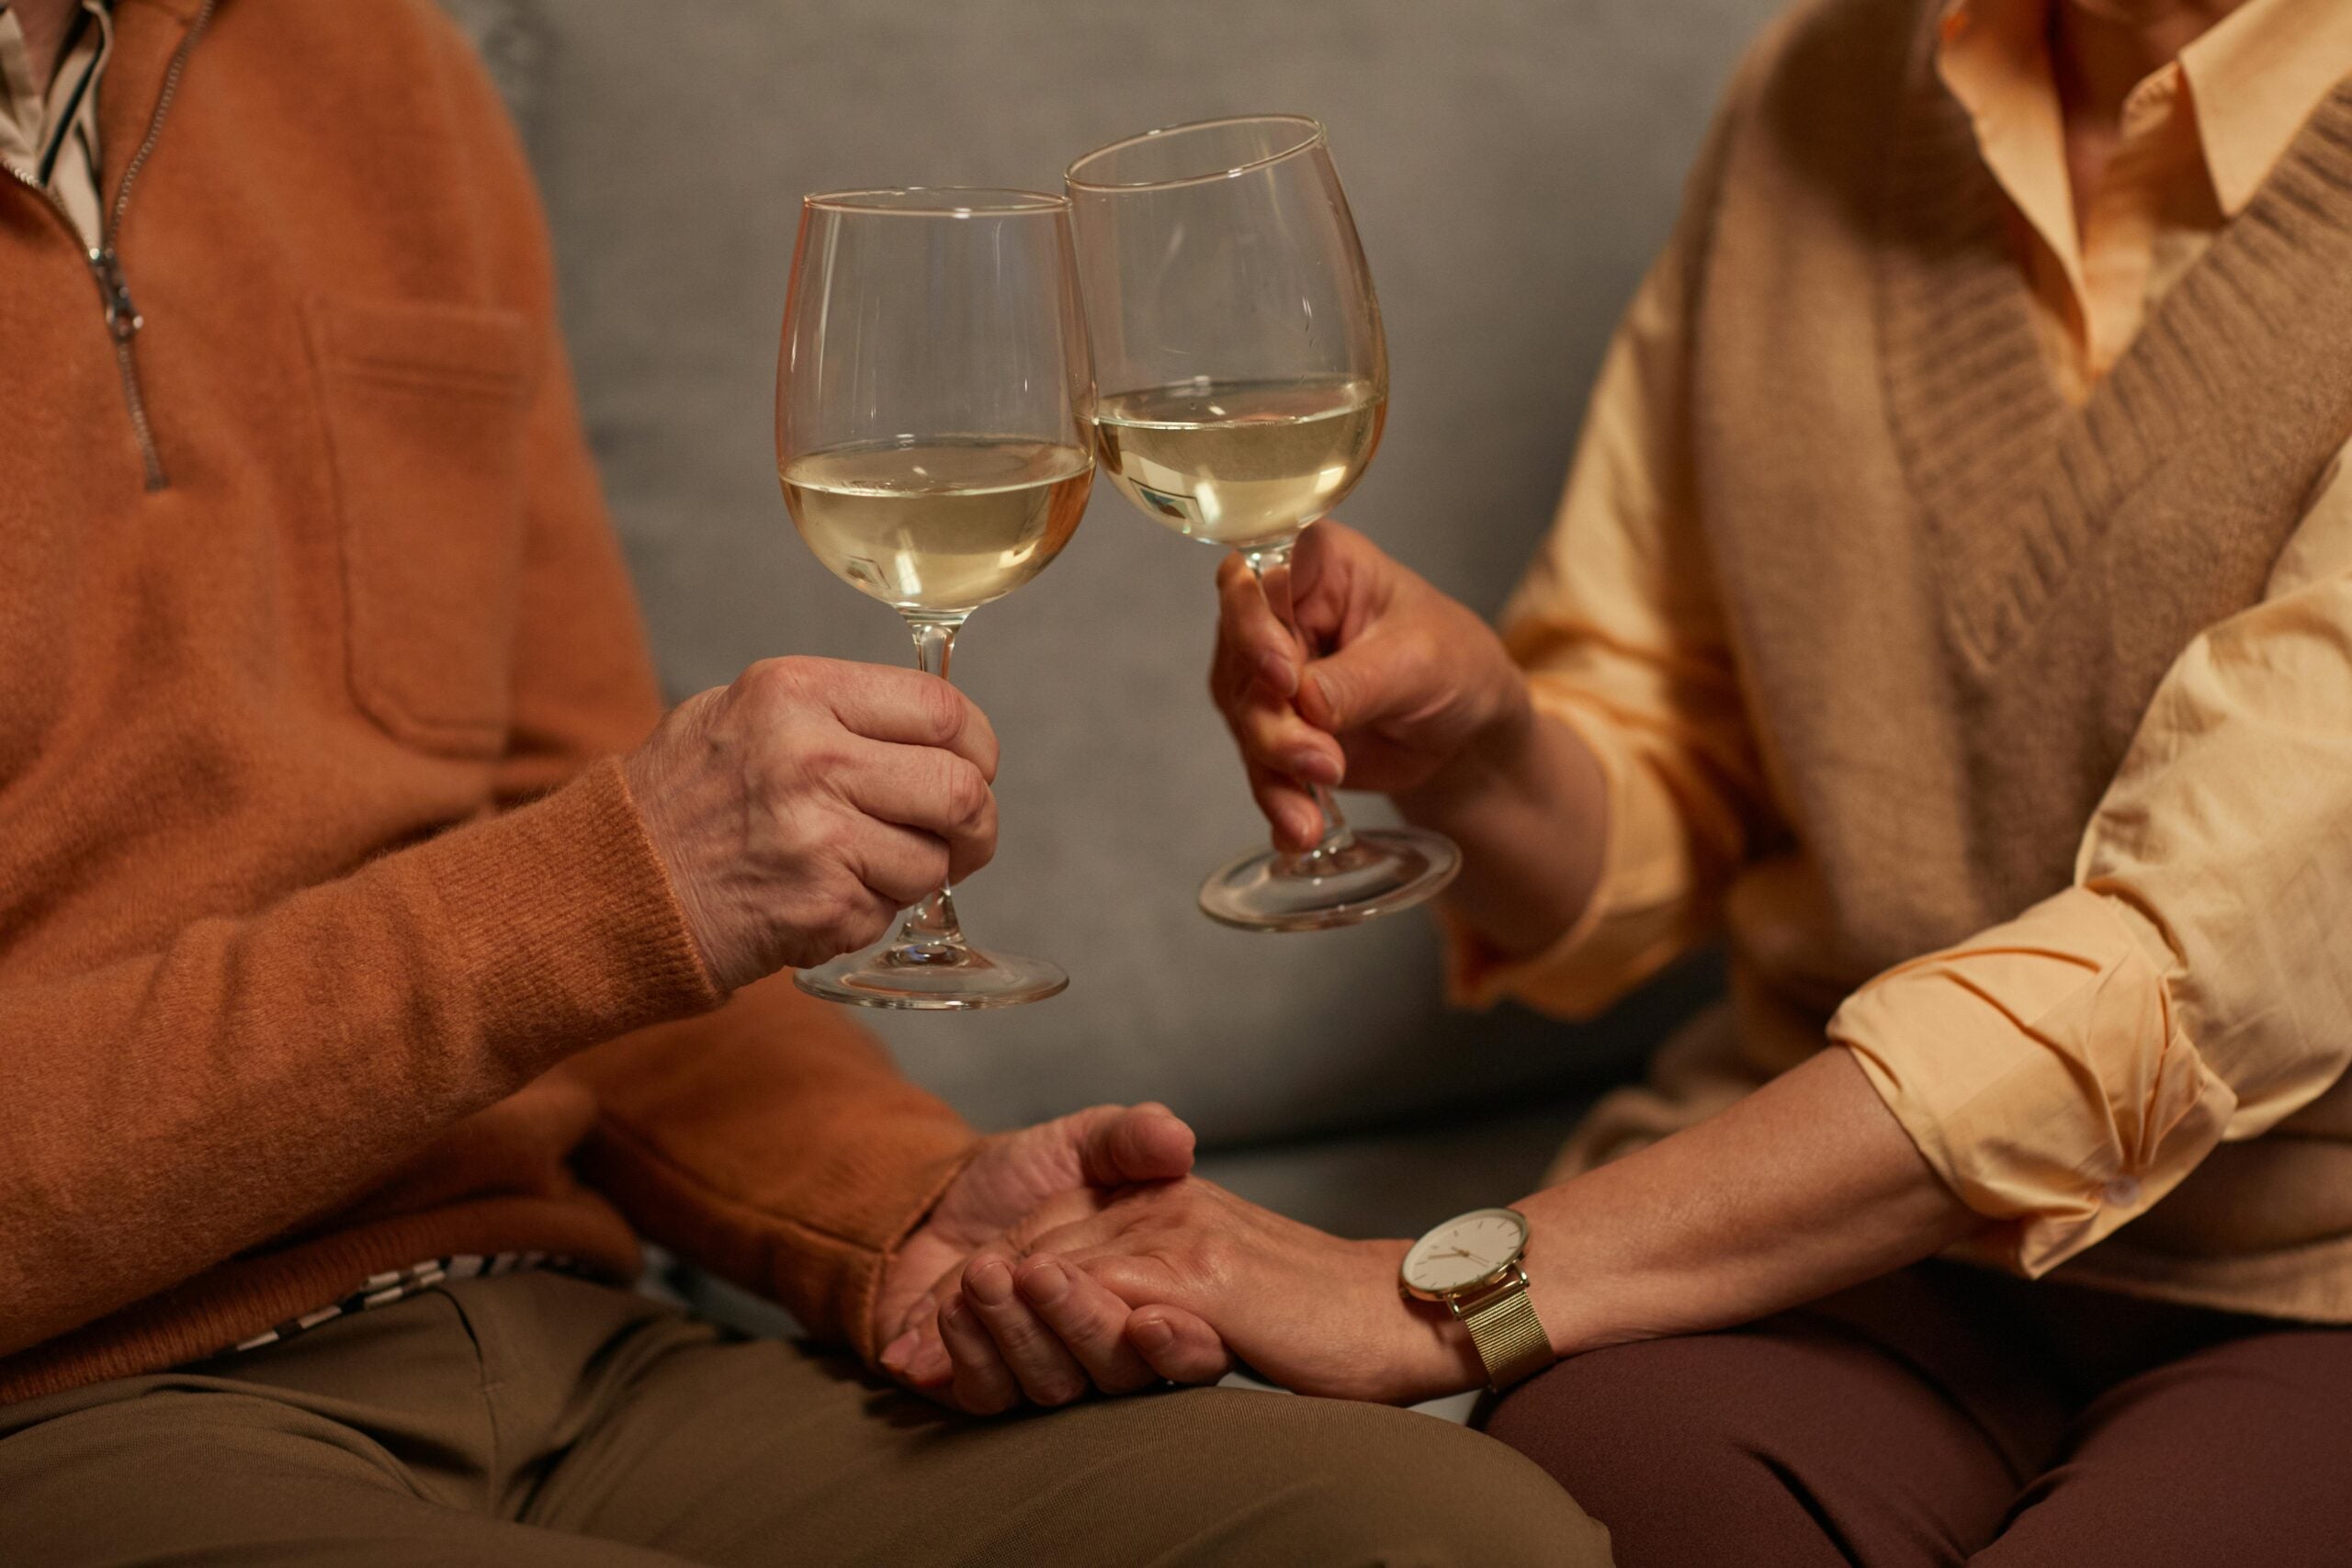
left=1064, top=113, right=1328, bottom=192
left=802, top=186, right=1069, bottom=216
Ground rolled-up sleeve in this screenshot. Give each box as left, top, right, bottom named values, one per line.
left=1831, top=535, right=2352, bottom=1275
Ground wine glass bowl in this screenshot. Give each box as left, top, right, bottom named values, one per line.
left=1067, top=118, right=1460, bottom=931
left=776, top=186, right=1092, bottom=1008
left=780, top=437, right=1091, bottom=614
left=1091, top=377, right=1386, bottom=551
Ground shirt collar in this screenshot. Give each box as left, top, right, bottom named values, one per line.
left=2177, top=0, right=2352, bottom=214
left=1939, top=0, right=2352, bottom=224
left=1937, top=0, right=2076, bottom=285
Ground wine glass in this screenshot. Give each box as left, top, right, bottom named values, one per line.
left=776, top=187, right=1093, bottom=1008
left=1066, top=115, right=1460, bottom=931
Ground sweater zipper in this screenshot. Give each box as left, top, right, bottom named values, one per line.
left=2, top=0, right=218, bottom=492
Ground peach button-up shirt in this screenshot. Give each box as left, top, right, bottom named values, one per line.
left=1465, top=0, right=2352, bottom=1278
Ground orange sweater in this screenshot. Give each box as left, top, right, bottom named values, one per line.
left=0, top=0, right=974, bottom=1404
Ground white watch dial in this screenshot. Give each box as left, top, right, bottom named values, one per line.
left=1401, top=1207, right=1529, bottom=1294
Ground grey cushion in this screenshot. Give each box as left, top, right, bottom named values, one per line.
left=447, top=1, right=1772, bottom=1142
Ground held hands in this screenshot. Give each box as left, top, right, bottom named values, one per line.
left=872, top=1106, right=1233, bottom=1412
left=625, top=656, right=999, bottom=988
left=900, top=1177, right=1485, bottom=1412
left=1213, top=523, right=1531, bottom=852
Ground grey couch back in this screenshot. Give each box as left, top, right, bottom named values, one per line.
left=447, top=0, right=1775, bottom=1144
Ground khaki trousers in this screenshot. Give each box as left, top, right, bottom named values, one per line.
left=0, top=1272, right=1609, bottom=1567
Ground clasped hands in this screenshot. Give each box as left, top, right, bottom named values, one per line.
left=874, top=1104, right=1481, bottom=1416
left=860, top=523, right=1527, bottom=1414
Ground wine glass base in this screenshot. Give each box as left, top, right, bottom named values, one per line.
left=1198, top=825, right=1462, bottom=932
left=794, top=936, right=1069, bottom=1010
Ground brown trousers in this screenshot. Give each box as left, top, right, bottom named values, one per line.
left=1483, top=1263, right=2352, bottom=1567
left=0, top=1272, right=1607, bottom=1567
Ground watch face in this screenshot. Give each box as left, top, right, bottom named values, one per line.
left=1401, top=1207, right=1529, bottom=1296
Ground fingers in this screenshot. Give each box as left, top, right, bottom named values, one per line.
left=1126, top=1305, right=1234, bottom=1384
left=922, top=1260, right=1224, bottom=1411
left=1211, top=556, right=1347, bottom=846
left=1216, top=553, right=1303, bottom=698
left=879, top=1299, right=951, bottom=1386
left=1012, top=1256, right=1160, bottom=1394
left=757, top=656, right=1001, bottom=780
left=936, top=1291, right=1023, bottom=1416
left=959, top=1253, right=1092, bottom=1408
left=1248, top=760, right=1326, bottom=854
left=1223, top=680, right=1346, bottom=787
left=1209, top=550, right=1348, bottom=855
left=1068, top=1103, right=1196, bottom=1188
left=840, top=817, right=953, bottom=909
left=1295, top=625, right=1433, bottom=736
left=831, top=739, right=998, bottom=885
left=1287, top=520, right=1369, bottom=649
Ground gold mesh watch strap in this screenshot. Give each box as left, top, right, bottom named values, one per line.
left=1456, top=1267, right=1554, bottom=1392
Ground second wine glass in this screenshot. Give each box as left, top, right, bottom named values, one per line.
left=776, top=187, right=1092, bottom=1008
left=1066, top=115, right=1461, bottom=931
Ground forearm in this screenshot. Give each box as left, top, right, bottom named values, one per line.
left=1396, top=701, right=1610, bottom=962
left=981, top=1047, right=1970, bottom=1409
left=0, top=762, right=716, bottom=1359
left=1518, top=1046, right=1981, bottom=1359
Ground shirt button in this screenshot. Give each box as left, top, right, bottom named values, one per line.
left=2103, top=1176, right=2143, bottom=1208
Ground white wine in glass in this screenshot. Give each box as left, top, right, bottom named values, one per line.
left=1091, top=377, right=1386, bottom=549
left=776, top=188, right=1093, bottom=1009
left=1069, top=117, right=1459, bottom=931
left=782, top=438, right=1091, bottom=612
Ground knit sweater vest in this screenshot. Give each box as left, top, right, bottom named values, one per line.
left=1678, top=0, right=2352, bottom=1312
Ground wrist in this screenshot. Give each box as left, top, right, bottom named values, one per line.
left=1391, top=671, right=1539, bottom=829
left=1514, top=1190, right=1635, bottom=1363
left=1362, top=1239, right=1493, bottom=1404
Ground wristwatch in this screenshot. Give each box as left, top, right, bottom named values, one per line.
left=1398, top=1206, right=1555, bottom=1393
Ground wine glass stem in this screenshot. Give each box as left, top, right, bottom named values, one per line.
left=1244, top=536, right=1359, bottom=863
left=898, top=613, right=970, bottom=954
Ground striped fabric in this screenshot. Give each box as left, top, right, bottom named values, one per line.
left=0, top=0, right=114, bottom=245
left=227, top=1253, right=579, bottom=1355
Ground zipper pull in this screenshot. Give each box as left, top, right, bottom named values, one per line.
left=88, top=248, right=143, bottom=342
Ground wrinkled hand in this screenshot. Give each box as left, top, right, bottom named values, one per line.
left=871, top=1105, right=1230, bottom=1414
left=1213, top=522, right=1530, bottom=852
left=934, top=1177, right=1485, bottom=1407
left=625, top=655, right=1000, bottom=987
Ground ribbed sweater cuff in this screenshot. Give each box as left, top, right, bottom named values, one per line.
left=427, top=758, right=721, bottom=1073
left=831, top=1128, right=981, bottom=1364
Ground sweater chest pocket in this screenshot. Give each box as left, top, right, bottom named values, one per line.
left=305, top=295, right=534, bottom=757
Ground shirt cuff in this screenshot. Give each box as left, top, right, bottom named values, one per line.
left=1444, top=680, right=1712, bottom=1019
left=1829, top=886, right=2238, bottom=1276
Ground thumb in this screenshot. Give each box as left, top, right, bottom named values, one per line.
left=1297, top=628, right=1428, bottom=736
left=1286, top=519, right=1362, bottom=648
left=1069, top=1102, right=1196, bottom=1188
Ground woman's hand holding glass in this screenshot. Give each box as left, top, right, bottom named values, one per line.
left=1210, top=521, right=1536, bottom=852
left=1221, top=519, right=1615, bottom=964
left=1066, top=115, right=1464, bottom=931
